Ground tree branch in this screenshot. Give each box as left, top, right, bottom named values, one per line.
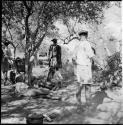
left=2, top=15, right=13, bottom=41
left=23, top=1, right=31, bottom=12
left=31, top=2, right=47, bottom=48
left=65, top=21, right=71, bottom=35
left=64, top=36, right=79, bottom=44
left=72, top=17, right=79, bottom=34
left=19, top=40, right=25, bottom=50
left=3, top=19, right=18, bottom=58
left=7, top=26, right=13, bottom=41
left=23, top=1, right=33, bottom=53
left=31, top=33, right=46, bottom=56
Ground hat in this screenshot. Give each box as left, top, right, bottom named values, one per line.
left=78, top=30, right=88, bottom=36
left=4, top=41, right=10, bottom=46
left=51, top=38, right=57, bottom=43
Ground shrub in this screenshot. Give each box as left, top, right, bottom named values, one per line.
left=93, top=52, right=122, bottom=89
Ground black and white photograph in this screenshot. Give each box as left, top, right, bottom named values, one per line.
left=1, top=1, right=123, bottom=124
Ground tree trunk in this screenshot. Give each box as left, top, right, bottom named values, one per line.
left=23, top=1, right=47, bottom=86
left=25, top=46, right=30, bottom=85
left=24, top=11, right=31, bottom=86
left=28, top=51, right=33, bottom=86
left=24, top=24, right=46, bottom=86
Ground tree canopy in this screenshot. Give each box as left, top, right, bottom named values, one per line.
left=2, top=1, right=110, bottom=49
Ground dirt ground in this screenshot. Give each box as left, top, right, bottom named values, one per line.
left=1, top=66, right=123, bottom=124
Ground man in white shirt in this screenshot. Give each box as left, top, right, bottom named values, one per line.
left=72, top=31, right=104, bottom=106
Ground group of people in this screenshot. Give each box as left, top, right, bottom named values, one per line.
left=1, top=30, right=104, bottom=106
left=47, top=30, right=104, bottom=106
left=1, top=41, right=25, bottom=85
left=1, top=41, right=13, bottom=84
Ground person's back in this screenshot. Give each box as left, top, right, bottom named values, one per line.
left=48, top=40, right=61, bottom=69
left=72, top=31, right=97, bottom=106
left=75, top=40, right=94, bottom=67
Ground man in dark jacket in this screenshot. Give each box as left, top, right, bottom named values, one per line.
left=47, top=38, right=62, bottom=81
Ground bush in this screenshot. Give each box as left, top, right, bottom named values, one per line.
left=93, top=52, right=122, bottom=90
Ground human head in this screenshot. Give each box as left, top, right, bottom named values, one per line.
left=51, top=38, right=57, bottom=45
left=78, top=31, right=88, bottom=41
left=4, top=41, right=10, bottom=47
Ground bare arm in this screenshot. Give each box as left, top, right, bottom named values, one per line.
left=85, top=41, right=104, bottom=69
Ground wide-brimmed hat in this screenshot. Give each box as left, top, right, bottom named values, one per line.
left=51, top=38, right=57, bottom=43
left=78, top=30, right=88, bottom=36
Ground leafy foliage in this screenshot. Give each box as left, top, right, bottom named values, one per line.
left=2, top=1, right=110, bottom=59
left=2, top=1, right=111, bottom=53
left=2, top=1, right=110, bottom=35
left=93, top=52, right=122, bottom=90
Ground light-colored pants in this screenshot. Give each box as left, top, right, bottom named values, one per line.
left=76, top=65, right=92, bottom=84
left=75, top=65, right=92, bottom=104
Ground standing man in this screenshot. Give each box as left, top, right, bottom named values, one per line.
left=1, top=41, right=12, bottom=85
left=72, top=31, right=103, bottom=106
left=47, top=38, right=62, bottom=81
